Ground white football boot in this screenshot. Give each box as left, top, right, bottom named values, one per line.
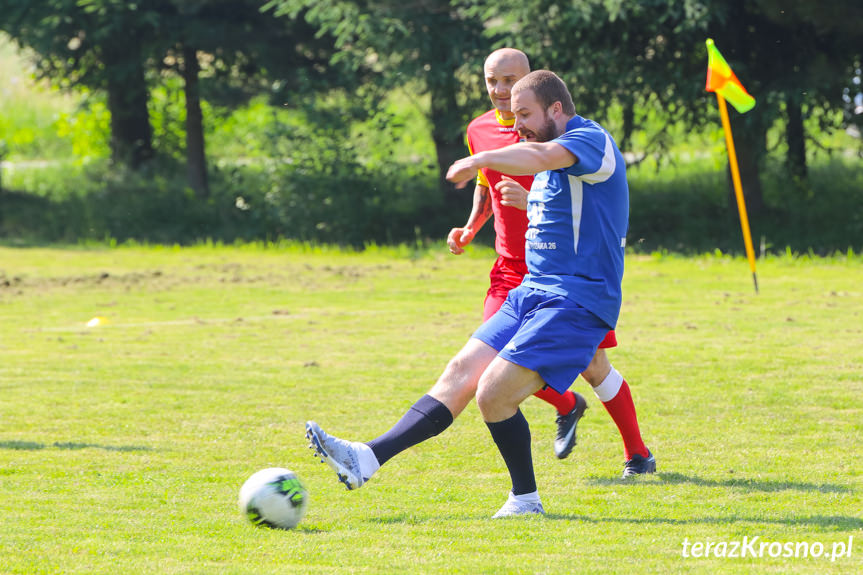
left=305, top=421, right=375, bottom=490
left=492, top=491, right=546, bottom=518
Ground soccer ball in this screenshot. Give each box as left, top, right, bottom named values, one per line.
left=239, top=467, right=308, bottom=529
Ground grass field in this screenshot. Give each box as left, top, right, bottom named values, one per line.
left=0, top=243, right=861, bottom=574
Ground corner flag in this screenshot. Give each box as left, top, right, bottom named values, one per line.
left=705, top=38, right=759, bottom=293
left=705, top=38, right=756, bottom=114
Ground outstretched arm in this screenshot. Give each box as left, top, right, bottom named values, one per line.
left=446, top=141, right=577, bottom=185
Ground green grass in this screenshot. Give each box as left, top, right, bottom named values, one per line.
left=1, top=243, right=861, bottom=574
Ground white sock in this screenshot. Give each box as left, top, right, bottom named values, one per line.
left=509, top=490, right=541, bottom=504
left=354, top=442, right=380, bottom=478
left=592, top=367, right=624, bottom=403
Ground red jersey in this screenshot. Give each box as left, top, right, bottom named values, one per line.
left=466, top=109, right=532, bottom=261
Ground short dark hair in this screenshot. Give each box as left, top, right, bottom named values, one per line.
left=512, top=70, right=576, bottom=116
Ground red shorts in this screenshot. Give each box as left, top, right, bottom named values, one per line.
left=483, top=256, right=617, bottom=349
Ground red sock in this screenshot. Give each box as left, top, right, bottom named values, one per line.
left=533, top=386, right=576, bottom=416
left=594, top=369, right=648, bottom=460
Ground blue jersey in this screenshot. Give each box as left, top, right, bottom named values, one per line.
left=521, top=115, right=629, bottom=328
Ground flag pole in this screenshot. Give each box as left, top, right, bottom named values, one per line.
left=715, top=92, right=759, bottom=293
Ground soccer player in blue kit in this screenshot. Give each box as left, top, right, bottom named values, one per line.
left=306, top=69, right=654, bottom=517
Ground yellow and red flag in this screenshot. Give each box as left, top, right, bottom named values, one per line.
left=705, top=38, right=759, bottom=292
left=705, top=38, right=755, bottom=114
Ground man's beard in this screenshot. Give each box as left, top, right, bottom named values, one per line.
left=534, top=115, right=558, bottom=142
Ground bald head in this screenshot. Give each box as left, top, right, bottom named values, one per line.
left=483, top=49, right=531, bottom=119
left=484, top=48, right=530, bottom=74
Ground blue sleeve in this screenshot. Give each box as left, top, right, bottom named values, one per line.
left=553, top=127, right=612, bottom=178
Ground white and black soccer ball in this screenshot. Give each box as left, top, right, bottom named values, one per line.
left=239, top=467, right=309, bottom=529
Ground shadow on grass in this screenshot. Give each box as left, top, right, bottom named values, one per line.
left=0, top=440, right=153, bottom=452
left=252, top=523, right=327, bottom=535
left=367, top=513, right=863, bottom=531
left=543, top=513, right=863, bottom=531
left=585, top=471, right=851, bottom=494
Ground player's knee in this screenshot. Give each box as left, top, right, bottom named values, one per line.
left=475, top=374, right=510, bottom=418
left=432, top=351, right=479, bottom=399
left=582, top=350, right=611, bottom=387
left=475, top=380, right=495, bottom=416
left=443, top=350, right=474, bottom=381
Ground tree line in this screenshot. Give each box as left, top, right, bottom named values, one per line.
left=0, top=0, right=860, bottom=213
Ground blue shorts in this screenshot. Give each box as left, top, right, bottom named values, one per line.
left=472, top=286, right=610, bottom=394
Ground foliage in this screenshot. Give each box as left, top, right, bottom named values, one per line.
left=472, top=0, right=712, bottom=145
left=2, top=151, right=860, bottom=254
left=54, top=94, right=112, bottom=161
left=472, top=0, right=862, bottom=205
left=0, top=145, right=447, bottom=247
left=1, top=3, right=861, bottom=250
left=0, top=36, right=76, bottom=159
left=625, top=155, right=863, bottom=255
left=265, top=0, right=494, bottom=186
left=0, top=0, right=164, bottom=166
left=0, top=0, right=351, bottom=171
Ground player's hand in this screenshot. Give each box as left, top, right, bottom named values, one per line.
left=446, top=157, right=478, bottom=189
left=446, top=227, right=475, bottom=255
left=496, top=176, right=528, bottom=210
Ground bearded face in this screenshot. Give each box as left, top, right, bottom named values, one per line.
left=512, top=89, right=562, bottom=143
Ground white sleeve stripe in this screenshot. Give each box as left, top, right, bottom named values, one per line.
left=568, top=175, right=584, bottom=255
left=579, top=132, right=616, bottom=184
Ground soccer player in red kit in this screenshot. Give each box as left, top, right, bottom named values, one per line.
left=446, top=49, right=653, bottom=474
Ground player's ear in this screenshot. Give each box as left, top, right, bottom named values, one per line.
left=551, top=101, right=563, bottom=116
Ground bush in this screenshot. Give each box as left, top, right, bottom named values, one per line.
left=0, top=153, right=451, bottom=247
left=626, top=156, right=863, bottom=255
left=2, top=153, right=861, bottom=253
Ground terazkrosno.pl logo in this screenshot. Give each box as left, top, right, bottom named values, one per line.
left=681, top=536, right=853, bottom=561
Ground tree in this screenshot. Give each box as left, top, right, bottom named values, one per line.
left=700, top=0, right=862, bottom=209
left=265, top=0, right=493, bottom=206
left=0, top=0, right=341, bottom=193
left=0, top=0, right=161, bottom=168
left=752, top=0, right=863, bottom=187
left=180, top=42, right=209, bottom=198
left=476, top=0, right=711, bottom=153
left=482, top=0, right=862, bottom=213
left=154, top=0, right=346, bottom=198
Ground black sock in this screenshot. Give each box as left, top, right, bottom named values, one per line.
left=485, top=409, right=536, bottom=495
left=366, top=394, right=453, bottom=466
